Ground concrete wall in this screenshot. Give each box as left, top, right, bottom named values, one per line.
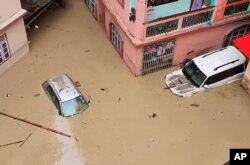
left=0, top=0, right=29, bottom=75
left=0, top=18, right=29, bottom=75
left=103, top=0, right=146, bottom=41
left=105, top=8, right=142, bottom=75
left=95, top=0, right=105, bottom=22
left=0, top=0, right=21, bottom=24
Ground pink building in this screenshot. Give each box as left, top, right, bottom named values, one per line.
left=85, top=0, right=250, bottom=76
left=0, top=0, right=29, bottom=75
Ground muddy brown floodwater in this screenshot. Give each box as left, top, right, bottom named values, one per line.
left=0, top=0, right=250, bottom=165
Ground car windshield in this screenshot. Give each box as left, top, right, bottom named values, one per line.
left=182, top=61, right=207, bottom=87
left=61, top=96, right=88, bottom=117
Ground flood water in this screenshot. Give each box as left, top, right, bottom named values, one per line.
left=0, top=0, right=250, bottom=165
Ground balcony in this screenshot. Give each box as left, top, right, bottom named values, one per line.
left=224, top=1, right=250, bottom=17
left=145, top=7, right=214, bottom=38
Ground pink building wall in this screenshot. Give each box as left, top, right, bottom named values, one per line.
left=89, top=0, right=250, bottom=76
left=95, top=0, right=105, bottom=22
left=103, top=0, right=146, bottom=41
left=0, top=0, right=29, bottom=75
left=173, top=19, right=250, bottom=64
left=104, top=8, right=142, bottom=76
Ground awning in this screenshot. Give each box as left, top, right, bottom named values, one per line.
left=233, top=34, right=250, bottom=59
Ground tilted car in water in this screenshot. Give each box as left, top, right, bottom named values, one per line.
left=42, top=74, right=89, bottom=117
left=165, top=46, right=247, bottom=97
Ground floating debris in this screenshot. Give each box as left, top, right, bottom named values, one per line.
left=34, top=93, right=41, bottom=97
left=190, top=104, right=200, bottom=107
left=149, top=113, right=158, bottom=118
left=100, top=88, right=108, bottom=93
left=0, top=111, right=71, bottom=138
left=6, top=93, right=13, bottom=97
left=74, top=81, right=80, bottom=87
left=20, top=134, right=32, bottom=148
left=0, top=140, right=23, bottom=148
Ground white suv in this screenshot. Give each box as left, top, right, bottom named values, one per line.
left=165, top=46, right=246, bottom=97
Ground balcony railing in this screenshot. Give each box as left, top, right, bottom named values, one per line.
left=146, top=19, right=179, bottom=37
left=182, top=10, right=213, bottom=29
left=145, top=7, right=214, bottom=38
left=224, top=1, right=250, bottom=16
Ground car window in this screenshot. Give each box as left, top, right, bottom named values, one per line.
left=61, top=96, right=88, bottom=117
left=46, top=86, right=60, bottom=110
left=182, top=61, right=207, bottom=87
left=205, top=72, right=227, bottom=85
left=205, top=64, right=245, bottom=85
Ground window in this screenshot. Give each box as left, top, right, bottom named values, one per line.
left=61, top=96, right=88, bottom=116
left=204, top=64, right=245, bottom=85
left=0, top=35, right=11, bottom=65
left=182, top=61, right=207, bottom=87
left=147, top=0, right=178, bottom=7
left=47, top=86, right=60, bottom=110
left=224, top=25, right=250, bottom=46
left=227, top=0, right=240, bottom=3
left=190, top=0, right=212, bottom=11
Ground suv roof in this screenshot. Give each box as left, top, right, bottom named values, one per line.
left=193, top=46, right=246, bottom=76
left=47, top=74, right=80, bottom=102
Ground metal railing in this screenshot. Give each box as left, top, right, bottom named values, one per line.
left=145, top=7, right=214, bottom=38
left=146, top=19, right=179, bottom=37
left=182, top=10, right=213, bottom=28
left=224, top=1, right=250, bottom=16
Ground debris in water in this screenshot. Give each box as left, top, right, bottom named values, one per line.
left=35, top=25, right=39, bottom=29
left=75, top=81, right=80, bottom=87
left=20, top=134, right=32, bottom=148
left=190, top=104, right=200, bottom=107
left=149, top=113, right=158, bottom=118
left=100, top=88, right=108, bottom=93
left=0, top=140, right=23, bottom=148
left=34, top=93, right=41, bottom=97
left=84, top=50, right=90, bottom=52
left=6, top=93, right=13, bottom=97
left=118, top=97, right=121, bottom=102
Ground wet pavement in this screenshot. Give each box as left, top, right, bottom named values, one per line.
left=0, top=0, right=250, bottom=165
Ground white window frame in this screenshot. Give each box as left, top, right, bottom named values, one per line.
left=0, top=35, right=11, bottom=65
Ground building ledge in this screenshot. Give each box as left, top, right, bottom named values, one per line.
left=0, top=9, right=27, bottom=31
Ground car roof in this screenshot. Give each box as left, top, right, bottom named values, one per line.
left=193, top=46, right=246, bottom=76
left=47, top=74, right=80, bottom=102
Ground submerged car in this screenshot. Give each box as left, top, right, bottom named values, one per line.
left=165, top=46, right=247, bottom=97
left=42, top=74, right=89, bottom=117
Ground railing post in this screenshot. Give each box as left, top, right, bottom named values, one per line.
left=178, top=15, right=183, bottom=31
left=213, top=0, right=227, bottom=22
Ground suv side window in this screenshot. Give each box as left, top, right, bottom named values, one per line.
left=204, top=64, right=245, bottom=85
left=46, top=86, right=60, bottom=110
left=227, top=64, right=245, bottom=76
left=205, top=71, right=228, bottom=85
